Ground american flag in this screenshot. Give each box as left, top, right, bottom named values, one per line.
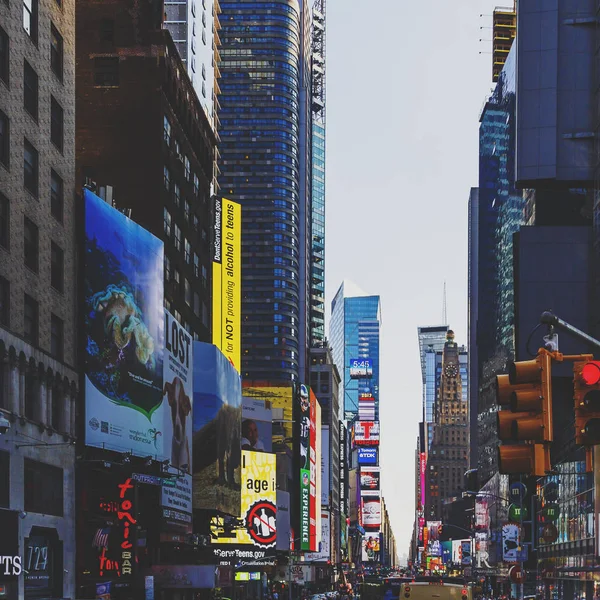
left=92, top=527, right=110, bottom=549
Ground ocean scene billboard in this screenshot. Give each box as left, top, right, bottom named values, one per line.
left=84, top=189, right=165, bottom=457
left=192, top=342, right=242, bottom=516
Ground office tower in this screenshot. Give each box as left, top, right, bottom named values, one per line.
left=492, top=4, right=516, bottom=82
left=330, top=281, right=381, bottom=421
left=76, top=0, right=217, bottom=341
left=164, top=0, right=220, bottom=126
left=417, top=325, right=449, bottom=451
left=425, top=331, right=468, bottom=521
left=218, top=0, right=321, bottom=383
left=0, top=0, right=77, bottom=596
left=310, top=0, right=326, bottom=344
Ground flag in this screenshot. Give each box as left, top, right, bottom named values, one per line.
left=92, top=527, right=110, bottom=549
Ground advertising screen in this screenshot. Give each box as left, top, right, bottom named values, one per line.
left=220, top=451, right=277, bottom=548
left=84, top=188, right=165, bottom=457
left=349, top=359, right=373, bottom=379
left=192, top=343, right=241, bottom=516
left=358, top=396, right=376, bottom=421
left=360, top=468, right=380, bottom=492
left=305, top=511, right=330, bottom=562
left=241, top=397, right=272, bottom=453
left=212, top=197, right=241, bottom=372
left=339, top=422, right=348, bottom=515
left=361, top=494, right=381, bottom=529
left=361, top=532, right=380, bottom=562
left=320, top=426, right=329, bottom=505
left=419, top=452, right=426, bottom=509
left=357, top=448, right=378, bottom=466
left=354, top=421, right=380, bottom=446
left=310, top=390, right=321, bottom=552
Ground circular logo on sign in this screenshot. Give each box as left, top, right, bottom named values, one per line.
left=246, top=500, right=277, bottom=547
left=89, top=417, right=99, bottom=431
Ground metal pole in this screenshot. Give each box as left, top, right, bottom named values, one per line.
left=540, top=311, right=600, bottom=351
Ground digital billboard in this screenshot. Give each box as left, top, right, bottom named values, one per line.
left=192, top=343, right=241, bottom=516
left=358, top=395, right=376, bottom=421
left=84, top=188, right=165, bottom=457
left=212, top=197, right=241, bottom=372
left=305, top=511, right=330, bottom=562
left=349, top=359, right=373, bottom=379
left=320, top=426, right=330, bottom=505
left=360, top=467, right=380, bottom=492
left=354, top=421, right=380, bottom=446
left=339, top=422, right=348, bottom=515
left=297, top=384, right=311, bottom=551
left=361, top=494, right=381, bottom=529
left=357, top=448, right=378, bottom=466
left=220, top=451, right=277, bottom=548
left=310, top=389, right=321, bottom=552
left=241, top=397, right=272, bottom=453
left=361, top=533, right=380, bottom=562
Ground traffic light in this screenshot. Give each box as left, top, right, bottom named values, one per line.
left=573, top=357, right=600, bottom=445
left=496, top=350, right=553, bottom=476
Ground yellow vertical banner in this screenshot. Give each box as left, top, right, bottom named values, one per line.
left=212, top=197, right=241, bottom=372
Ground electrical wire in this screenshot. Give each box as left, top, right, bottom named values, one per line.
left=525, top=323, right=542, bottom=357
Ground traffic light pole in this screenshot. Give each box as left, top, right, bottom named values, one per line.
left=540, top=311, right=600, bottom=352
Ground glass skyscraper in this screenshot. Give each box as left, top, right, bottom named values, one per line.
left=330, top=282, right=381, bottom=420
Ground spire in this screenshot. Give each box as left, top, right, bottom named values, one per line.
left=442, top=281, right=447, bottom=326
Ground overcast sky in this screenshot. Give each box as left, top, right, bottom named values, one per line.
left=325, top=0, right=502, bottom=560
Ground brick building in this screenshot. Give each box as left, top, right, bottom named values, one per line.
left=0, top=0, right=78, bottom=596
left=75, top=0, right=218, bottom=341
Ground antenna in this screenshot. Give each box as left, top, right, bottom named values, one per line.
left=442, top=281, right=447, bottom=326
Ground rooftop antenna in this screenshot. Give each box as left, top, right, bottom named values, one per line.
left=442, top=281, right=448, bottom=326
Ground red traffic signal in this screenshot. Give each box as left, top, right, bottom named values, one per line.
left=573, top=358, right=600, bottom=446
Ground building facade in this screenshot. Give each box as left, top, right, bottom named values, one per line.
left=76, top=0, right=217, bottom=342
left=0, top=0, right=78, bottom=595
left=329, top=281, right=381, bottom=421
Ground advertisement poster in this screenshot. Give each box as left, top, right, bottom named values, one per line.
left=212, top=197, right=241, bottom=372
left=321, top=426, right=330, bottom=505
left=192, top=343, right=241, bottom=516
left=360, top=468, right=380, bottom=492
left=300, top=469, right=310, bottom=551
left=358, top=395, right=376, bottom=421
left=312, top=390, right=321, bottom=552
left=305, top=511, right=330, bottom=562
left=358, top=448, right=378, bottom=466
left=419, top=452, right=426, bottom=508
left=84, top=188, right=165, bottom=457
left=349, top=359, right=373, bottom=379
left=502, top=524, right=520, bottom=563
left=427, top=521, right=442, bottom=541
left=461, top=540, right=472, bottom=565
left=339, top=422, right=348, bottom=514
left=241, top=397, right=272, bottom=453
left=361, top=533, right=380, bottom=562
left=354, top=421, right=380, bottom=446
left=362, top=494, right=381, bottom=528
left=220, top=451, right=277, bottom=547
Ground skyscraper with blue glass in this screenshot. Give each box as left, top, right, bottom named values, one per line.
left=330, top=281, right=381, bottom=421
left=218, top=0, right=326, bottom=382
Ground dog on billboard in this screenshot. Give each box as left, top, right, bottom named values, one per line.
left=193, top=403, right=241, bottom=487
left=163, top=377, right=191, bottom=471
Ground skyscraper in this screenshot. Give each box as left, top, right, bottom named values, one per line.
left=218, top=0, right=323, bottom=383
left=330, top=281, right=381, bottom=421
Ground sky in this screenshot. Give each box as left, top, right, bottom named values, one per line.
left=325, top=0, right=502, bottom=560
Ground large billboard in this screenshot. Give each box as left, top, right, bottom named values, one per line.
left=84, top=188, right=165, bottom=457
left=354, top=421, right=380, bottom=446
left=241, top=397, right=272, bottom=453
left=360, top=467, right=380, bottom=492
left=298, top=384, right=311, bottom=551
left=310, top=390, right=321, bottom=552
left=321, top=426, right=330, bottom=505
left=358, top=395, right=376, bottom=421
left=361, top=532, right=381, bottom=562
left=212, top=197, right=241, bottom=372
left=357, top=448, right=378, bottom=466
left=192, top=343, right=241, bottom=516
left=349, top=359, right=373, bottom=379
left=361, top=494, right=381, bottom=529
left=305, top=511, right=330, bottom=562
left=220, top=451, right=277, bottom=548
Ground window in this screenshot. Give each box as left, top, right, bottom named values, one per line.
left=194, top=292, right=200, bottom=317
left=201, top=264, right=208, bottom=289
left=184, top=156, right=190, bottom=180
left=24, top=217, right=38, bottom=272
left=100, top=18, right=114, bottom=43
left=193, top=253, right=200, bottom=278
left=24, top=293, right=38, bottom=344
left=24, top=139, right=38, bottom=196
left=50, top=97, right=63, bottom=152
left=50, top=242, right=63, bottom=292
left=0, top=110, right=7, bottom=168
left=23, top=0, right=38, bottom=43
left=202, top=302, right=208, bottom=327
left=184, top=199, right=190, bottom=222
left=0, top=276, right=9, bottom=327
left=50, top=24, right=63, bottom=80
left=184, top=239, right=191, bottom=263
left=163, top=115, right=171, bottom=145
left=24, top=459, right=63, bottom=516
left=174, top=183, right=181, bottom=207
left=24, top=61, right=38, bottom=119
left=163, top=166, right=170, bottom=190
left=50, top=314, right=63, bottom=360
left=0, top=192, right=7, bottom=249
left=184, top=279, right=192, bottom=307
left=174, top=224, right=182, bottom=252
left=0, top=26, right=8, bottom=85
left=50, top=170, right=63, bottom=222
left=193, top=173, right=199, bottom=195
left=94, top=57, right=119, bottom=86
left=164, top=255, right=171, bottom=282
left=163, top=208, right=172, bottom=237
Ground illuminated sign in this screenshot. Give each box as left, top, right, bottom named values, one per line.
left=354, top=421, right=380, bottom=446
left=350, top=359, right=373, bottom=379
left=361, top=495, right=381, bottom=528
left=419, top=452, right=426, bottom=509
left=212, top=197, right=241, bottom=372
left=360, top=468, right=380, bottom=492
left=339, top=423, right=347, bottom=514
left=358, top=448, right=378, bottom=466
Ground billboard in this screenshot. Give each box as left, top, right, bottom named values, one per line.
left=358, top=448, right=378, bottom=466
left=358, top=395, right=376, bottom=421
left=361, top=494, right=381, bottom=529
left=502, top=524, right=520, bottom=563
left=84, top=188, right=165, bottom=457
left=321, top=426, right=330, bottom=505
left=419, top=452, right=426, bottom=509
left=220, top=451, right=277, bottom=548
left=339, top=422, right=348, bottom=515
left=361, top=532, right=380, bottom=562
left=241, top=397, right=272, bottom=453
left=212, top=197, right=241, bottom=372
left=354, top=421, right=380, bottom=446
left=349, top=359, right=373, bottom=379
left=192, top=343, right=241, bottom=516
left=305, top=511, right=330, bottom=562
left=276, top=491, right=291, bottom=551
left=360, top=467, right=380, bottom=492
left=311, top=390, right=321, bottom=552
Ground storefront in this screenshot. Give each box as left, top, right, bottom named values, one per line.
left=149, top=565, right=223, bottom=600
